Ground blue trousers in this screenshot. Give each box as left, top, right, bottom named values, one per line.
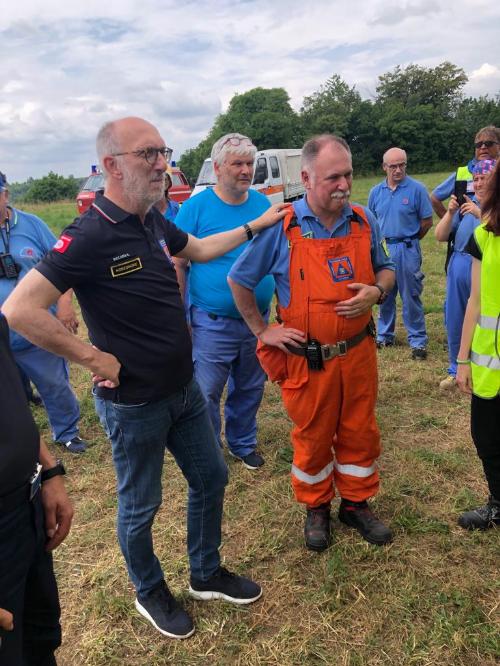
left=94, top=378, right=228, bottom=595
left=377, top=240, right=427, bottom=349
left=14, top=344, right=80, bottom=443
left=190, top=306, right=267, bottom=458
left=445, top=251, right=472, bottom=377
left=0, top=493, right=61, bottom=666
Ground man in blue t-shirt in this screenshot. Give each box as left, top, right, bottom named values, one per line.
left=0, top=171, right=87, bottom=453
left=368, top=148, right=433, bottom=359
left=174, top=134, right=274, bottom=470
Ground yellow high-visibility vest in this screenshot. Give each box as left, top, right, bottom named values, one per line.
left=470, top=224, right=500, bottom=398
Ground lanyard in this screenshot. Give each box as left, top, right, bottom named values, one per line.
left=0, top=219, right=10, bottom=253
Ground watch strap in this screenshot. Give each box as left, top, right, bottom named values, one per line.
left=41, top=460, right=66, bottom=483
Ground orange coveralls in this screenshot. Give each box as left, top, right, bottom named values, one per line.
left=258, top=208, right=381, bottom=507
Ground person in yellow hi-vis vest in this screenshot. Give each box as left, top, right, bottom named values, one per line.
left=456, top=160, right=500, bottom=530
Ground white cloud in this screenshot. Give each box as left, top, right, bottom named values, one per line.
left=0, top=0, right=499, bottom=181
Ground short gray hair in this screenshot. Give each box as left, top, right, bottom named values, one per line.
left=301, top=134, right=351, bottom=170
left=96, top=121, right=122, bottom=171
left=475, top=125, right=500, bottom=144
left=211, top=133, right=257, bottom=167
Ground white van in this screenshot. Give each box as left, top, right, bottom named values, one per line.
left=190, top=149, right=305, bottom=204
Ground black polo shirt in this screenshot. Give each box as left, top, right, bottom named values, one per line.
left=36, top=195, right=192, bottom=404
left=0, top=314, right=39, bottom=496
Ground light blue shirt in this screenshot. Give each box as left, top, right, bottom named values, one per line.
left=368, top=176, right=433, bottom=238
left=164, top=199, right=180, bottom=222
left=0, top=207, right=57, bottom=350
left=229, top=196, right=395, bottom=308
left=175, top=188, right=275, bottom=317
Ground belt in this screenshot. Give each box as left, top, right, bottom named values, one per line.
left=0, top=464, right=41, bottom=513
left=385, top=233, right=419, bottom=245
left=285, top=323, right=373, bottom=362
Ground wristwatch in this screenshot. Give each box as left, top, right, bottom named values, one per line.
left=374, top=283, right=388, bottom=305
left=41, top=460, right=66, bottom=483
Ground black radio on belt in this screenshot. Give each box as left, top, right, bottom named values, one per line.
left=305, top=339, right=324, bottom=371
left=0, top=253, right=20, bottom=279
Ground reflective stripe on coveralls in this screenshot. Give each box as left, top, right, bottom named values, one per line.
left=470, top=224, right=500, bottom=398
left=273, top=207, right=381, bottom=506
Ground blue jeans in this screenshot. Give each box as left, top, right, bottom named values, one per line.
left=14, top=344, right=80, bottom=443
left=94, top=378, right=228, bottom=595
left=191, top=306, right=267, bottom=457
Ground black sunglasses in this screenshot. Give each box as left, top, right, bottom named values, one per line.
left=474, top=140, right=498, bottom=149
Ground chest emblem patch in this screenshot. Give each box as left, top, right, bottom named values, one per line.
left=328, top=256, right=354, bottom=282
left=110, top=257, right=143, bottom=278
left=20, top=247, right=36, bottom=258
left=402, top=197, right=409, bottom=205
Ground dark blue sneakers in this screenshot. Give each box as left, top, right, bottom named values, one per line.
left=189, top=567, right=262, bottom=604
left=135, top=581, right=194, bottom=639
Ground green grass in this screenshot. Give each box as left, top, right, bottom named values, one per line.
left=20, top=173, right=500, bottom=666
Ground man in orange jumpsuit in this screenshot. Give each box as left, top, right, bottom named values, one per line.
left=228, top=135, right=396, bottom=551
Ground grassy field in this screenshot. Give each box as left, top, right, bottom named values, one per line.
left=22, top=174, right=499, bottom=666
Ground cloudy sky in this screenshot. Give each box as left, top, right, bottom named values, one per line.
left=1, top=0, right=499, bottom=182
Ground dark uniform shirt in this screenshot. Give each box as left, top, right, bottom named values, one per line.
left=0, top=314, right=39, bottom=495
left=36, top=195, right=192, bottom=404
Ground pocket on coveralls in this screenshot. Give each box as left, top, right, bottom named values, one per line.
left=256, top=339, right=288, bottom=383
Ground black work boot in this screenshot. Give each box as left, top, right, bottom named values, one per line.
left=304, top=503, right=331, bottom=552
left=458, top=496, right=500, bottom=530
left=338, top=499, right=393, bottom=545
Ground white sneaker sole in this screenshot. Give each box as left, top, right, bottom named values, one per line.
left=134, top=599, right=195, bottom=639
left=188, top=586, right=262, bottom=605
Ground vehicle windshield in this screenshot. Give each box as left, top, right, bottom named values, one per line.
left=171, top=173, right=185, bottom=187
left=82, top=174, right=104, bottom=191
left=195, top=161, right=216, bottom=186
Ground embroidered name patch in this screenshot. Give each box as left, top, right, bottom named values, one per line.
left=328, top=257, right=354, bottom=282
left=110, top=257, right=143, bottom=278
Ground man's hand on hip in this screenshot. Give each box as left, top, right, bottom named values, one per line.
left=90, top=346, right=121, bottom=388
left=258, top=323, right=306, bottom=352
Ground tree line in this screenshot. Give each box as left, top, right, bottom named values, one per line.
left=178, top=62, right=500, bottom=183
left=9, top=172, right=82, bottom=204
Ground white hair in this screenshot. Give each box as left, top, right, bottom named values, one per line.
left=96, top=121, right=122, bottom=177
left=211, top=133, right=257, bottom=167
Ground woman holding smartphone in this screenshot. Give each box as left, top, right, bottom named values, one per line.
left=435, top=159, right=496, bottom=390
left=455, top=160, right=500, bottom=530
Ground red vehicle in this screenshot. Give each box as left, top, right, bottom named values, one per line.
left=167, top=166, right=191, bottom=204
left=76, top=165, right=191, bottom=215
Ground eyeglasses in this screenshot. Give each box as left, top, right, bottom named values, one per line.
left=386, top=162, right=407, bottom=170
left=474, top=140, right=498, bottom=149
left=222, top=136, right=253, bottom=149
left=112, top=146, right=172, bottom=166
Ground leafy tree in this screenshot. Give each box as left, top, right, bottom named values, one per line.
left=24, top=172, right=80, bottom=202
left=300, top=74, right=362, bottom=137
left=376, top=62, right=467, bottom=115
left=179, top=87, right=301, bottom=182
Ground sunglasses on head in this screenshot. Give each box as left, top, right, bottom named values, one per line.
left=474, top=140, right=498, bottom=149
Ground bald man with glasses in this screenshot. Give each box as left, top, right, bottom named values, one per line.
left=368, top=147, right=433, bottom=359
left=2, top=117, right=289, bottom=641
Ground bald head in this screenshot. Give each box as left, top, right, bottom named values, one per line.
left=95, top=116, right=169, bottom=216
left=96, top=117, right=164, bottom=167
left=383, top=147, right=407, bottom=165
left=382, top=147, right=408, bottom=185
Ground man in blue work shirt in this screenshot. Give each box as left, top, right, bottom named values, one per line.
left=430, top=126, right=500, bottom=220
left=174, top=134, right=274, bottom=470
left=228, top=135, right=396, bottom=552
left=368, top=148, right=433, bottom=359
left=0, top=171, right=87, bottom=453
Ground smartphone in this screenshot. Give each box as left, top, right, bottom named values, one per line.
left=454, top=180, right=468, bottom=206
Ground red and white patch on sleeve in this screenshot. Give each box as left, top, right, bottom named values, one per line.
left=53, top=234, right=73, bottom=254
